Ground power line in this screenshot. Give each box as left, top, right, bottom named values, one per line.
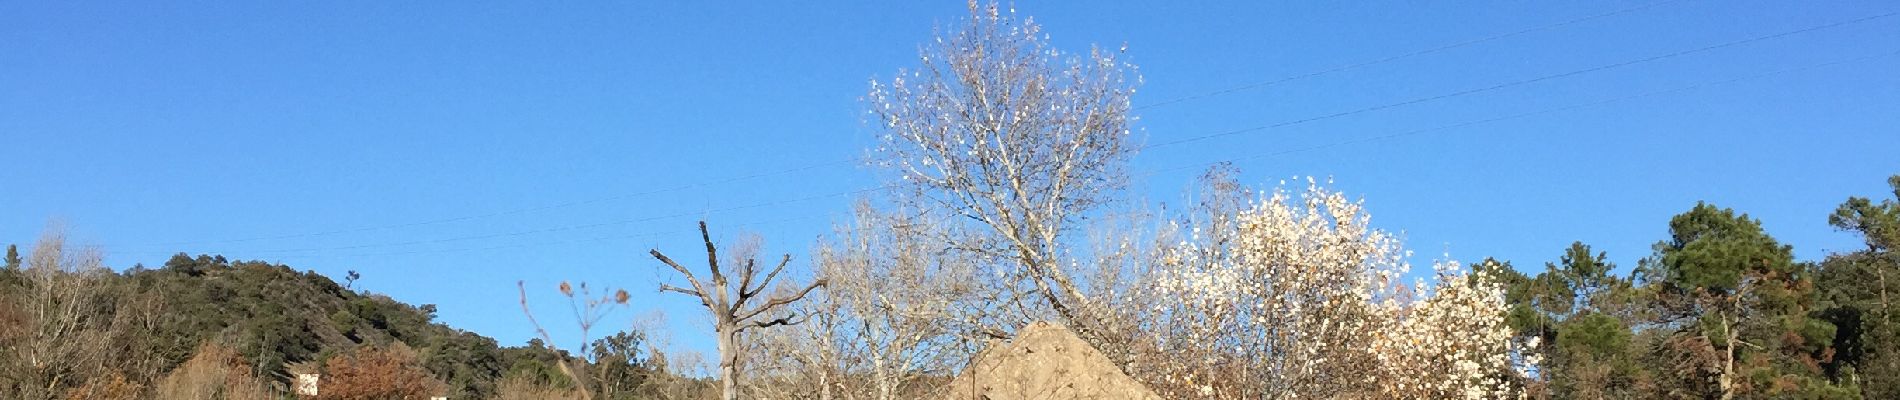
left=1137, top=10, right=1898, bottom=151
left=114, top=3, right=1676, bottom=249
left=213, top=47, right=1900, bottom=263
left=1135, top=0, right=1688, bottom=110
left=127, top=158, right=855, bottom=248
left=115, top=9, right=1892, bottom=256
left=1156, top=48, right=1900, bottom=174
left=131, top=185, right=890, bottom=256
left=264, top=213, right=836, bottom=261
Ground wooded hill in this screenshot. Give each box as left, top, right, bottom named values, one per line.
left=0, top=250, right=703, bottom=399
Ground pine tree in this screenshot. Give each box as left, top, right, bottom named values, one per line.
left=4, top=244, right=19, bottom=270
left=1642, top=203, right=1841, bottom=399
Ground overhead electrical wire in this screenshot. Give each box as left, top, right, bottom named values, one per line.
left=116, top=3, right=1680, bottom=249
left=1133, top=0, right=1689, bottom=110
left=275, top=213, right=837, bottom=261
left=1153, top=48, right=1900, bottom=174
left=1136, top=10, right=1899, bottom=151
left=113, top=9, right=1895, bottom=259
left=128, top=185, right=891, bottom=256
left=227, top=47, right=1900, bottom=262
left=128, top=158, right=854, bottom=248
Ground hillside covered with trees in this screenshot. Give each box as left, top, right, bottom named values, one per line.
left=0, top=247, right=710, bottom=399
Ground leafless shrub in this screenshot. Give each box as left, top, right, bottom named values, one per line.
left=155, top=342, right=275, bottom=400
left=627, top=315, right=717, bottom=400
left=493, top=374, right=585, bottom=400
left=747, top=201, right=992, bottom=399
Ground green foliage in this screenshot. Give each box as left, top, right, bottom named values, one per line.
left=500, top=341, right=578, bottom=390
left=589, top=331, right=654, bottom=399
left=1814, top=175, right=1900, bottom=398
left=1830, top=175, right=1900, bottom=252
left=1557, top=312, right=1630, bottom=358
left=1557, top=242, right=1614, bottom=293
left=1488, top=243, right=1656, bottom=398
left=1490, top=216, right=1866, bottom=399
left=1652, top=202, right=1798, bottom=294
left=1648, top=203, right=1851, bottom=397
left=1816, top=253, right=1900, bottom=397
left=0, top=247, right=18, bottom=288
left=330, top=309, right=362, bottom=337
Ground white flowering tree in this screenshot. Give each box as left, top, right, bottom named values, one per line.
left=1371, top=261, right=1526, bottom=398
left=1125, top=173, right=1531, bottom=399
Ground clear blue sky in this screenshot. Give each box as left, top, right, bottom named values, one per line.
left=4, top=1, right=1897, bottom=358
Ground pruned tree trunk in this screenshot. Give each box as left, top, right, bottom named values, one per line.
left=717, top=325, right=738, bottom=400
left=654, top=221, right=825, bottom=400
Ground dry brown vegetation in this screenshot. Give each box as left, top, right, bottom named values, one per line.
left=154, top=342, right=275, bottom=400
left=492, top=374, right=586, bottom=400
left=311, top=343, right=447, bottom=400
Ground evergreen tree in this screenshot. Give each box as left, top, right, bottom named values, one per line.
left=1640, top=203, right=1843, bottom=399
left=1818, top=175, right=1900, bottom=397
left=1484, top=243, right=1649, bottom=398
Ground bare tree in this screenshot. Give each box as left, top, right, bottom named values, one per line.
left=739, top=299, right=848, bottom=400
left=747, top=200, right=995, bottom=399
left=652, top=221, right=825, bottom=400
left=0, top=226, right=124, bottom=400
left=865, top=0, right=1139, bottom=344
left=154, top=342, right=276, bottom=400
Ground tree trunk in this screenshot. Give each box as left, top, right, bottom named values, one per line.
left=875, top=357, right=893, bottom=400
left=1879, top=266, right=1891, bottom=324
left=718, top=324, right=738, bottom=400
left=819, top=368, right=833, bottom=400
left=1719, top=312, right=1736, bottom=400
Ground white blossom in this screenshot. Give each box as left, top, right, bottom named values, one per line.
left=1128, top=180, right=1530, bottom=399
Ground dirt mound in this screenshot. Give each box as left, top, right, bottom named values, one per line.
left=937, top=321, right=1160, bottom=400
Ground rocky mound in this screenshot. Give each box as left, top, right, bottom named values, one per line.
left=937, top=321, right=1161, bottom=400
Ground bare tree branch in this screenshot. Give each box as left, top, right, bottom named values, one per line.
left=736, top=279, right=827, bottom=324
left=650, top=250, right=709, bottom=300
left=742, top=255, right=794, bottom=302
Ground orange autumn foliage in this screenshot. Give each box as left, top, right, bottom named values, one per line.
left=312, top=344, right=446, bottom=400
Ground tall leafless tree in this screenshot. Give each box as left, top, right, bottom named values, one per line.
left=865, top=0, right=1139, bottom=343
left=652, top=222, right=824, bottom=400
